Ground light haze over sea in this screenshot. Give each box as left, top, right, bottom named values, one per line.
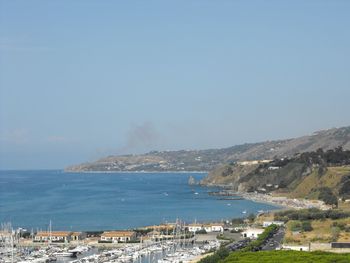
left=1, top=1, right=350, bottom=170
left=0, top=170, right=278, bottom=231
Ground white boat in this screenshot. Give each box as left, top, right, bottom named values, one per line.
left=52, top=251, right=76, bottom=257
left=242, top=210, right=247, bottom=214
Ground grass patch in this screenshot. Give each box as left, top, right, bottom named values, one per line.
left=289, top=166, right=350, bottom=199
left=284, top=217, right=350, bottom=243
left=221, top=251, right=350, bottom=263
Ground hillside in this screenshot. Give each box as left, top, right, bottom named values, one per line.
left=65, top=126, right=350, bottom=172
left=203, top=148, right=350, bottom=206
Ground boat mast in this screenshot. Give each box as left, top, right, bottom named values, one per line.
left=49, top=220, right=52, bottom=244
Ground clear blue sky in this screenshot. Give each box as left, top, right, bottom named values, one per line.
left=0, top=1, right=349, bottom=169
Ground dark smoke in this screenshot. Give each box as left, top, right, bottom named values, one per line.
left=120, top=122, right=159, bottom=154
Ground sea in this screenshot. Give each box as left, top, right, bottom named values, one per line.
left=0, top=170, right=279, bottom=231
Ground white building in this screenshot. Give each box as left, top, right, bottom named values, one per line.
left=203, top=225, right=212, bottom=233
left=282, top=244, right=309, bottom=251
left=188, top=224, right=203, bottom=233
left=210, top=224, right=224, bottom=232
left=237, top=160, right=272, bottom=166
left=242, top=228, right=264, bottom=239
left=187, top=224, right=224, bottom=233
left=263, top=221, right=285, bottom=228
left=35, top=231, right=72, bottom=243
left=100, top=231, right=136, bottom=243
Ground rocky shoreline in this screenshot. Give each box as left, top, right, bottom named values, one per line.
left=240, top=192, right=331, bottom=210
left=202, top=187, right=331, bottom=211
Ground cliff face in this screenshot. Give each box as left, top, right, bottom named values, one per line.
left=200, top=164, right=258, bottom=190
left=202, top=148, right=350, bottom=204
left=65, top=126, right=350, bottom=172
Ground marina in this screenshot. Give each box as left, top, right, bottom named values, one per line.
left=0, top=223, right=220, bottom=263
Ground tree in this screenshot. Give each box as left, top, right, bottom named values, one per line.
left=231, top=218, right=244, bottom=225
left=318, top=187, right=338, bottom=207
left=247, top=213, right=255, bottom=223
left=301, top=221, right=313, bottom=232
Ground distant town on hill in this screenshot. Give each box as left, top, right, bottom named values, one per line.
left=65, top=126, right=350, bottom=173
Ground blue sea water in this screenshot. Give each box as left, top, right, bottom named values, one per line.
left=0, top=170, right=278, bottom=231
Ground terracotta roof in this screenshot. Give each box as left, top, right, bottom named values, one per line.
left=0, top=231, right=11, bottom=236
left=101, top=231, right=135, bottom=238
left=36, top=231, right=71, bottom=237
left=71, top=232, right=82, bottom=236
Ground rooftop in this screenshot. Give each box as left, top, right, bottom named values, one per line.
left=101, top=231, right=135, bottom=237
left=36, top=231, right=71, bottom=237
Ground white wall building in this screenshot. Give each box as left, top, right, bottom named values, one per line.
left=188, top=224, right=224, bottom=233
left=263, top=221, right=285, bottom=228
left=35, top=231, right=72, bottom=243
left=188, top=224, right=203, bottom=233
left=100, top=231, right=136, bottom=243
left=282, top=244, right=310, bottom=251
left=210, top=225, right=224, bottom=232
left=242, top=228, right=264, bottom=239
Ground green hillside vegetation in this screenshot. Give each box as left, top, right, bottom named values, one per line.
left=274, top=208, right=350, bottom=222
left=200, top=163, right=258, bottom=186
left=204, top=148, right=350, bottom=203
left=221, top=251, right=350, bottom=263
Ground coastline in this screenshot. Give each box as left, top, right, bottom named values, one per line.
left=239, top=192, right=330, bottom=211
left=200, top=182, right=331, bottom=211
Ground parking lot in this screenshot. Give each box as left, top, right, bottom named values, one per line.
left=226, top=239, right=250, bottom=251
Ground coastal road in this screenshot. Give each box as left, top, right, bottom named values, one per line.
left=261, top=227, right=285, bottom=251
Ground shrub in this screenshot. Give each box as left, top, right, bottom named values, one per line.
left=289, top=221, right=301, bottom=232
left=318, top=187, right=338, bottom=207
left=247, top=213, right=256, bottom=222
left=301, top=221, right=313, bottom=232
left=196, top=229, right=207, bottom=234
left=331, top=227, right=341, bottom=242
left=198, top=247, right=230, bottom=263
left=231, top=218, right=244, bottom=225
left=332, top=222, right=346, bottom=230
left=274, top=208, right=350, bottom=222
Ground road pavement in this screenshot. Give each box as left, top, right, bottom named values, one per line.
left=261, top=227, right=285, bottom=251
